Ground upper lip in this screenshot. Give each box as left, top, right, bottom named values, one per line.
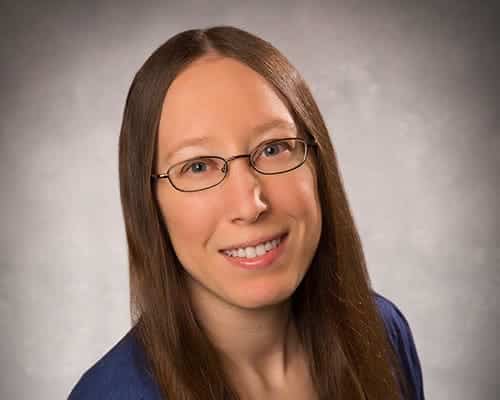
left=219, top=231, right=288, bottom=251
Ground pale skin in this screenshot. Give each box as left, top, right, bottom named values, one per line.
left=154, top=54, right=322, bottom=399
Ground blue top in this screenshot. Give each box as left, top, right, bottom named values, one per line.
left=68, top=293, right=425, bottom=399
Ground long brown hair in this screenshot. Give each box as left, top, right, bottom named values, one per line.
left=118, top=25, right=409, bottom=399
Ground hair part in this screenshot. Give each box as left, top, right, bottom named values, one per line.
left=118, top=25, right=409, bottom=399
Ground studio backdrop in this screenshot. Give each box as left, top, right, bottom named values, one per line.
left=1, top=1, right=499, bottom=399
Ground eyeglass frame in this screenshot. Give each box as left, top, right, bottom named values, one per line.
left=150, top=136, right=318, bottom=192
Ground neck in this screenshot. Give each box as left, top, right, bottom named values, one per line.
left=188, top=283, right=302, bottom=383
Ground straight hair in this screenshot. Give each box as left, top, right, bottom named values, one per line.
left=118, top=25, right=409, bottom=399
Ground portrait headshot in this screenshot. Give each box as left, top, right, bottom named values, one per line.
left=1, top=2, right=498, bottom=400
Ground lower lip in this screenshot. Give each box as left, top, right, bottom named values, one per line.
left=220, top=233, right=289, bottom=270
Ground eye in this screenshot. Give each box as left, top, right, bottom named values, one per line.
left=260, top=141, right=290, bottom=158
left=180, top=159, right=211, bottom=175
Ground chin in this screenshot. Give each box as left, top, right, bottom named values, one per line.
left=231, top=287, right=294, bottom=311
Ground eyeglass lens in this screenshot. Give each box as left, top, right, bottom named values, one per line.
left=168, top=139, right=307, bottom=192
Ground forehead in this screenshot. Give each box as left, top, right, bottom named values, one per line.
left=157, top=56, right=295, bottom=157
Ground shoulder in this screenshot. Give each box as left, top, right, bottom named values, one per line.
left=373, top=291, right=426, bottom=400
left=374, top=292, right=412, bottom=342
left=68, top=328, right=162, bottom=400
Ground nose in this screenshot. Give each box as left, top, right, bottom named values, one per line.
left=224, top=156, right=269, bottom=223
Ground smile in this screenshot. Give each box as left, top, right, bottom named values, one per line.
left=222, top=234, right=285, bottom=258
left=220, top=233, right=289, bottom=270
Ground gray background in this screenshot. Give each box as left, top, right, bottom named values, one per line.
left=1, top=1, right=499, bottom=399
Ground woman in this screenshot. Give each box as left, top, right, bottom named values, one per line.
left=69, top=26, right=424, bottom=399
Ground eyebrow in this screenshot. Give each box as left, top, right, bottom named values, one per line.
left=163, top=119, right=297, bottom=162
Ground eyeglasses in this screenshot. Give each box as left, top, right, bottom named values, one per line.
left=151, top=137, right=318, bottom=192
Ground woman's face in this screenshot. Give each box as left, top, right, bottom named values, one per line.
left=155, top=55, right=322, bottom=310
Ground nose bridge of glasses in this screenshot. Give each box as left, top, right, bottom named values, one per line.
left=223, top=153, right=254, bottom=174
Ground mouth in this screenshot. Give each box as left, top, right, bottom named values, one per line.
left=219, top=232, right=289, bottom=269
left=219, top=232, right=288, bottom=260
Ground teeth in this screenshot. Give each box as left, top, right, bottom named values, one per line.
left=246, top=247, right=257, bottom=257
left=223, top=236, right=283, bottom=258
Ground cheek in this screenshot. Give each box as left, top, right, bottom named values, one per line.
left=287, top=165, right=323, bottom=258
left=157, top=192, right=215, bottom=259
left=276, top=163, right=321, bottom=223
